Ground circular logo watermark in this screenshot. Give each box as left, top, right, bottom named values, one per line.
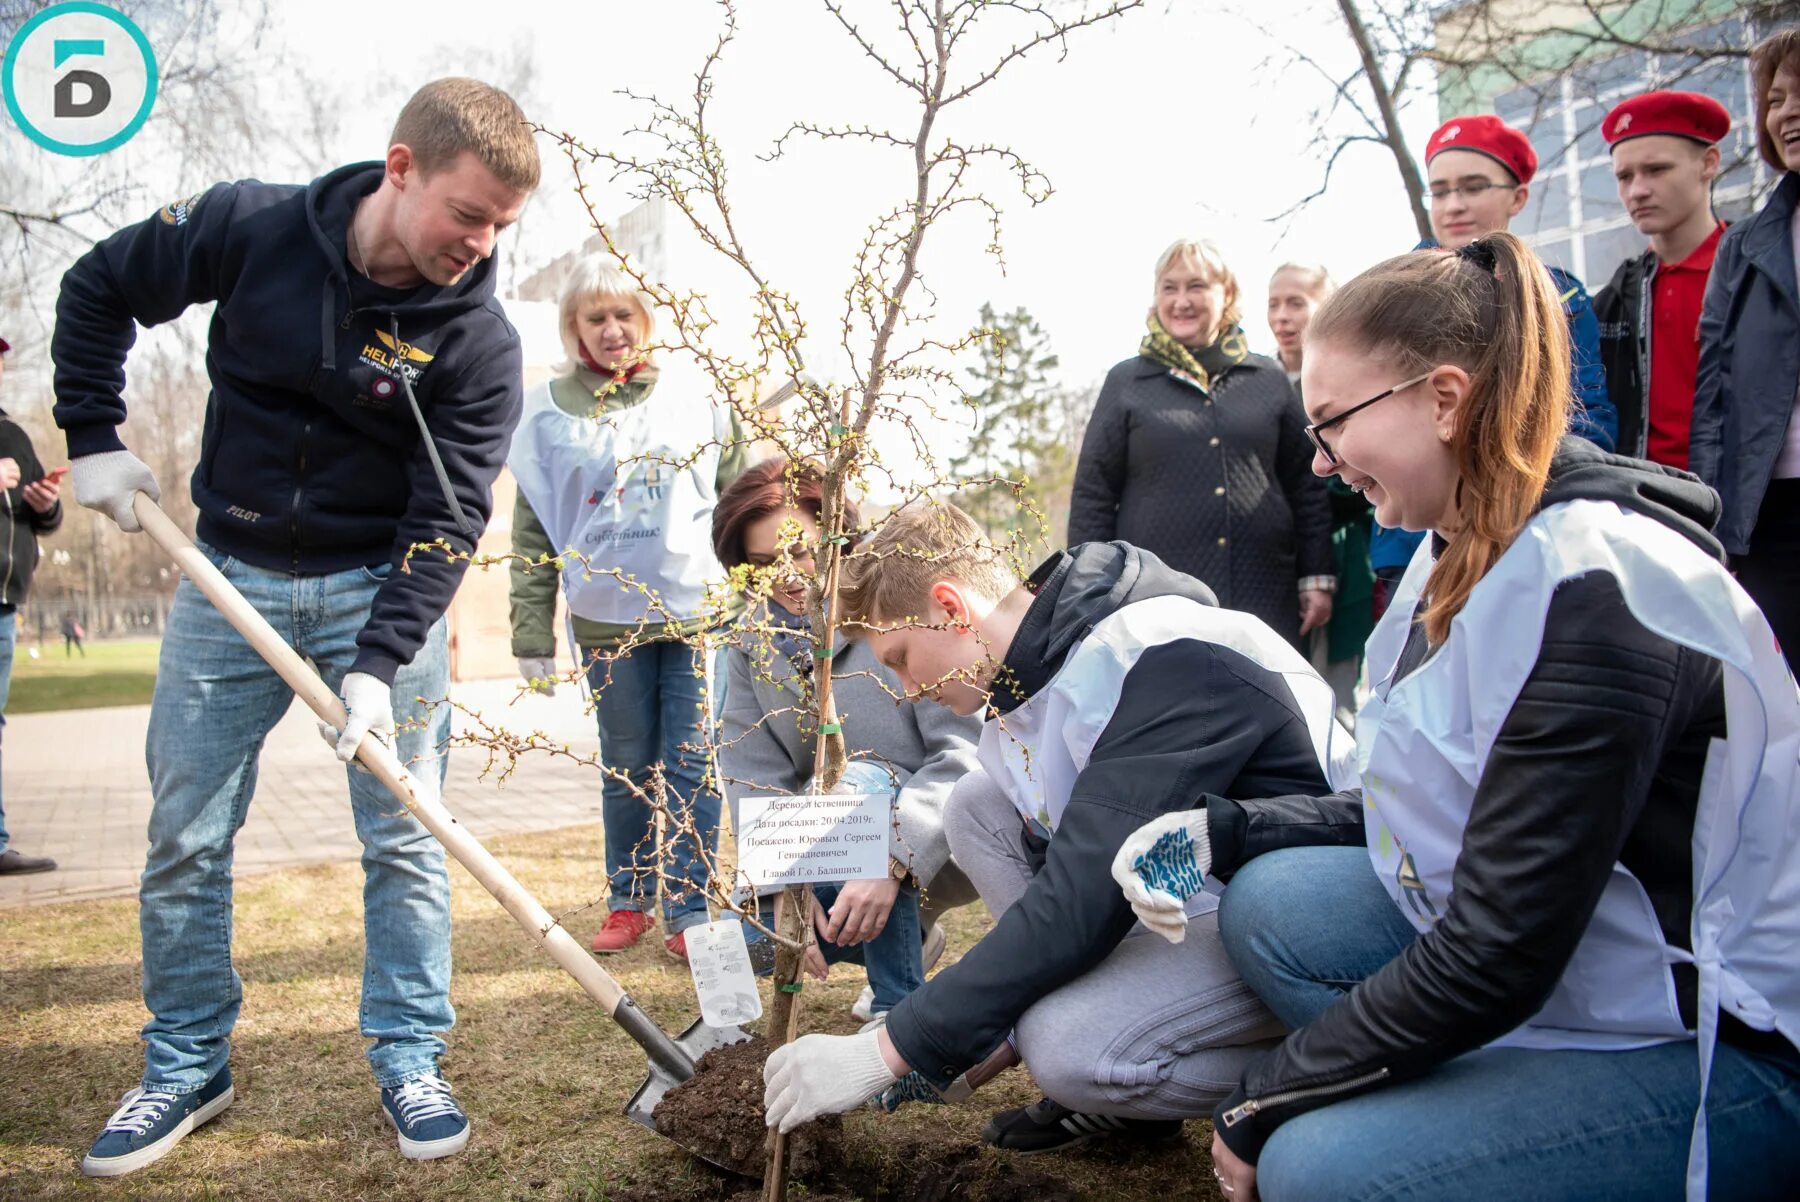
left=3, top=2, right=158, bottom=157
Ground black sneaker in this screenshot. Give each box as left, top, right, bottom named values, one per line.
left=981, top=1096, right=1182, bottom=1155
left=81, top=1065, right=234, bottom=1177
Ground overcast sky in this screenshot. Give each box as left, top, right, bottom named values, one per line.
left=3, top=0, right=1443, bottom=453
left=267, top=0, right=1439, bottom=390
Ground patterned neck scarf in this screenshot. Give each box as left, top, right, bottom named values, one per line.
left=765, top=604, right=814, bottom=670
left=1139, top=313, right=1250, bottom=392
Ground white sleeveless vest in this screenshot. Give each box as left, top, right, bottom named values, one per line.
left=507, top=359, right=725, bottom=625
left=1357, top=499, right=1800, bottom=1199
left=977, top=593, right=1357, bottom=838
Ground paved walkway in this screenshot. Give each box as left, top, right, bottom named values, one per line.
left=0, top=679, right=604, bottom=908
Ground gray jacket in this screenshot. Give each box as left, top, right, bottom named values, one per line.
left=1692, top=171, right=1800, bottom=556
left=719, top=626, right=983, bottom=888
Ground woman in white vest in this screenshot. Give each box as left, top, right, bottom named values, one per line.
left=1110, top=233, right=1800, bottom=1201
left=508, top=256, right=745, bottom=961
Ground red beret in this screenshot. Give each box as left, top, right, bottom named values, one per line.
left=1603, top=90, right=1731, bottom=149
left=1425, top=114, right=1537, bottom=185
left=0, top=335, right=10, bottom=354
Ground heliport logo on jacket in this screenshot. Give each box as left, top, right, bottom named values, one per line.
left=2, top=2, right=157, bottom=157
left=361, top=329, right=436, bottom=385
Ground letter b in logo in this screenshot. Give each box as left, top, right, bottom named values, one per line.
left=3, top=3, right=157, bottom=157
left=53, top=39, right=111, bottom=118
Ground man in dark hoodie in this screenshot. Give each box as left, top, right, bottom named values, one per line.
left=52, top=79, right=540, bottom=1177
left=759, top=501, right=1355, bottom=1152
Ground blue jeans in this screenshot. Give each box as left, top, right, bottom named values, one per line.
left=0, top=609, right=14, bottom=854
left=813, top=879, right=922, bottom=1015
left=810, top=760, right=922, bottom=1013
left=583, top=639, right=720, bottom=934
left=139, top=545, right=453, bottom=1093
left=1219, top=847, right=1800, bottom=1201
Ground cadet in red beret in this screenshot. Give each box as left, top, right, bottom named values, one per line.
left=1416, top=113, right=1616, bottom=451
left=1367, top=113, right=1618, bottom=614
left=1594, top=90, right=1731, bottom=467
left=1423, top=114, right=1543, bottom=253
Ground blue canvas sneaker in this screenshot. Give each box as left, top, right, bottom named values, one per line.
left=81, top=1065, right=234, bottom=1177
left=380, top=1072, right=470, bottom=1160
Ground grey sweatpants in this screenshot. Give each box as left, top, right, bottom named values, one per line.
left=944, top=770, right=1285, bottom=1119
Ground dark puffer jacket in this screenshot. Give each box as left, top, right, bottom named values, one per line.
left=1067, top=353, right=1331, bottom=646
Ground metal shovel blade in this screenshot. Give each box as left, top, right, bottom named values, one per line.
left=625, top=1016, right=753, bottom=1164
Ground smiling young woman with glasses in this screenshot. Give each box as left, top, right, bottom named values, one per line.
left=1303, top=372, right=1434, bottom=467
left=1116, top=230, right=1800, bottom=1202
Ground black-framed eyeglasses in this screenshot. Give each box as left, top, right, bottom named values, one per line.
left=1304, top=372, right=1434, bottom=465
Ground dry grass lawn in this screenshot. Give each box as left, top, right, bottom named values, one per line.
left=0, top=825, right=1225, bottom=1200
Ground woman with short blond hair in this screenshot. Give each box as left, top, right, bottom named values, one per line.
left=1070, top=239, right=1333, bottom=647
left=507, top=254, right=746, bottom=960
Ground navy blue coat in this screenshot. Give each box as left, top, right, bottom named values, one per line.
left=1692, top=172, right=1800, bottom=557
left=1067, top=353, right=1331, bottom=647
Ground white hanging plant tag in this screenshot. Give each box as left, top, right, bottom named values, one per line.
left=685, top=918, right=764, bottom=1027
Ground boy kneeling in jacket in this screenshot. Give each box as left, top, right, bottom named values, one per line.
left=762, top=502, right=1354, bottom=1152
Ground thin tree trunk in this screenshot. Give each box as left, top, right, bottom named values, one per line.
left=763, top=393, right=856, bottom=1202
left=1337, top=0, right=1433, bottom=242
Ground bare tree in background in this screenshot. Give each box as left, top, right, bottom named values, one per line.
left=0, top=1, right=337, bottom=347
left=1250, top=0, right=1783, bottom=238
left=1, top=0, right=350, bottom=634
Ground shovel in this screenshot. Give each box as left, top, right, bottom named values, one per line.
left=132, top=494, right=750, bottom=1164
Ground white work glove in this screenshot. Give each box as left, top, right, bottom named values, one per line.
left=518, top=656, right=558, bottom=695
left=316, top=671, right=395, bottom=764
left=1109, top=808, right=1214, bottom=944
left=70, top=450, right=161, bottom=533
left=763, top=1027, right=896, bottom=1133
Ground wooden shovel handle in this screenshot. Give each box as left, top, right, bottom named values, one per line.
left=133, top=493, right=631, bottom=1015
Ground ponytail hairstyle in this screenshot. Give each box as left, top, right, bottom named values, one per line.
left=1307, top=233, right=1571, bottom=643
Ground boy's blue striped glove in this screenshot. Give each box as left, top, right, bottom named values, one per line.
left=1109, top=809, right=1212, bottom=944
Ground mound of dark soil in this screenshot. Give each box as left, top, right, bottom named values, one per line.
left=653, top=1036, right=842, bottom=1179
left=649, top=1039, right=1087, bottom=1202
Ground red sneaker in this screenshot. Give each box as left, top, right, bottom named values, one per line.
left=590, top=910, right=655, bottom=954
left=664, top=931, right=689, bottom=962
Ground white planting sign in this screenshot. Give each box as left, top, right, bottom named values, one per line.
left=736, top=792, right=891, bottom=889
left=684, top=919, right=763, bottom=1027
